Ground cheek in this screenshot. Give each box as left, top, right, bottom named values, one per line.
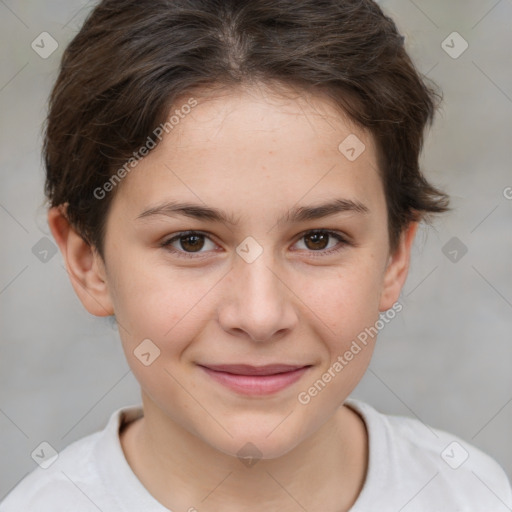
left=293, top=269, right=381, bottom=412
left=109, top=258, right=218, bottom=352
left=299, top=269, right=382, bottom=398
left=296, top=266, right=384, bottom=398
left=111, top=271, right=204, bottom=402
left=296, top=260, right=384, bottom=336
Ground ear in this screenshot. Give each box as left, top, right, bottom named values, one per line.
left=47, top=205, right=114, bottom=317
left=378, top=221, right=419, bottom=311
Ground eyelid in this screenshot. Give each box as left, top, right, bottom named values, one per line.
left=290, top=229, right=351, bottom=257
left=160, top=230, right=219, bottom=259
left=160, top=229, right=351, bottom=259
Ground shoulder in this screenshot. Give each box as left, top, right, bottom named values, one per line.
left=0, top=405, right=142, bottom=512
left=0, top=432, right=103, bottom=512
left=346, top=398, right=512, bottom=512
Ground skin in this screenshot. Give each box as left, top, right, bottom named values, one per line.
left=48, top=83, right=418, bottom=512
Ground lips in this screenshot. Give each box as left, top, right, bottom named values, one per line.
left=198, top=363, right=312, bottom=395
left=199, top=364, right=310, bottom=376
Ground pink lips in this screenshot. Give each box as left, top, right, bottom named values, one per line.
left=198, top=363, right=311, bottom=395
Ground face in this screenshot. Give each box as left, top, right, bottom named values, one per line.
left=56, top=84, right=415, bottom=460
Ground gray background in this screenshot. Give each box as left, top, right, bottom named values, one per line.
left=1, top=0, right=511, bottom=500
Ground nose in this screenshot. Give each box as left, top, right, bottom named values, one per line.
left=217, top=249, right=299, bottom=343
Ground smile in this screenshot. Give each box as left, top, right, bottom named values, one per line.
left=197, top=364, right=312, bottom=395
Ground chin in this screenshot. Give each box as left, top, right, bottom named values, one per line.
left=202, top=423, right=305, bottom=463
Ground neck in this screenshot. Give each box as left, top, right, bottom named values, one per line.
left=120, top=394, right=368, bottom=512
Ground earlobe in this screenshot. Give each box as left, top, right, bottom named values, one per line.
left=47, top=206, right=114, bottom=317
left=378, top=221, right=419, bottom=312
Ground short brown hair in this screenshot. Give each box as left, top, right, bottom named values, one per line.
left=44, top=0, right=450, bottom=258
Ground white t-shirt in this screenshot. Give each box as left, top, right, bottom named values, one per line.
left=1, top=398, right=511, bottom=511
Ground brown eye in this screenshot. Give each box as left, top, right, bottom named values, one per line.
left=303, top=232, right=330, bottom=250
left=293, top=229, right=350, bottom=256
left=161, top=231, right=217, bottom=258
left=177, top=233, right=205, bottom=252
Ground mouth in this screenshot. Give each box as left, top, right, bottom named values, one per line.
left=197, top=363, right=312, bottom=395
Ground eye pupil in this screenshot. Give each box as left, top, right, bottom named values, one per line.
left=181, top=234, right=204, bottom=252
left=305, top=232, right=329, bottom=250
left=164, top=230, right=344, bottom=258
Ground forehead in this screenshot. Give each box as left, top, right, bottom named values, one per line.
left=112, top=84, right=384, bottom=224
left=170, top=83, right=371, bottom=154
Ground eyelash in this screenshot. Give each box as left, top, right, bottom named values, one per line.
left=160, top=229, right=351, bottom=259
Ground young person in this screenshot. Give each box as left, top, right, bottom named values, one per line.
left=2, top=0, right=511, bottom=510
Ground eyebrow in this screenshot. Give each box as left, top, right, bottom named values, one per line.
left=136, top=198, right=370, bottom=226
